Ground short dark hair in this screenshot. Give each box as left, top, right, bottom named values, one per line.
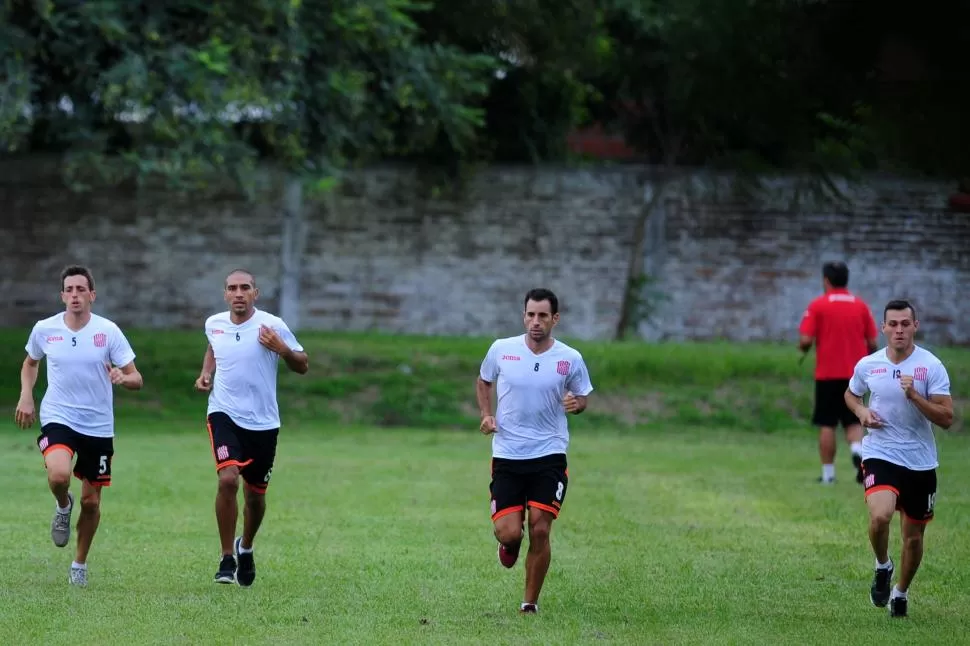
left=225, top=269, right=256, bottom=288
left=884, top=299, right=917, bottom=322
left=822, top=261, right=849, bottom=288
left=523, top=288, right=559, bottom=314
left=60, top=265, right=95, bottom=291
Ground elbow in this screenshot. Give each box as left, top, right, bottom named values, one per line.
left=939, top=412, right=955, bottom=430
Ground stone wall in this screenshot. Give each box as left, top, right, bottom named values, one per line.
left=1, top=161, right=966, bottom=344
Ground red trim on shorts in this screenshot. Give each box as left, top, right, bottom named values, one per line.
left=76, top=473, right=112, bottom=488
left=244, top=481, right=268, bottom=494
left=865, top=484, right=899, bottom=498
left=42, top=444, right=74, bottom=458
left=528, top=501, right=560, bottom=518
left=492, top=505, right=524, bottom=522
left=902, top=512, right=933, bottom=525
left=216, top=459, right=252, bottom=472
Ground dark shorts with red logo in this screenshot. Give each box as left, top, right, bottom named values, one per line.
left=37, top=423, right=114, bottom=487
left=862, top=458, right=938, bottom=523
left=206, top=412, right=279, bottom=493
left=489, top=453, right=568, bottom=522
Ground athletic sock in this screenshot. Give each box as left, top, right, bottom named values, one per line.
left=822, top=464, right=835, bottom=481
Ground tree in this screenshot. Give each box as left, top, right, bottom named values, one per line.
left=0, top=0, right=497, bottom=192
left=585, top=0, right=884, bottom=339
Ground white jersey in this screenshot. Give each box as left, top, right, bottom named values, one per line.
left=479, top=334, right=594, bottom=460
left=25, top=313, right=137, bottom=438
left=205, top=308, right=304, bottom=431
left=848, top=345, right=951, bottom=470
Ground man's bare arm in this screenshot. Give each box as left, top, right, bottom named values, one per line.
left=476, top=377, right=494, bottom=417
left=281, top=349, right=309, bottom=374
left=20, top=356, right=39, bottom=399
left=798, top=334, right=814, bottom=353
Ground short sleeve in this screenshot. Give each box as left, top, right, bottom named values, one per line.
left=479, top=341, right=500, bottom=383
left=927, top=361, right=951, bottom=397
left=798, top=300, right=817, bottom=337
left=848, top=360, right=868, bottom=397
left=109, top=325, right=137, bottom=367
left=275, top=319, right=304, bottom=352
left=25, top=324, right=45, bottom=361
left=566, top=355, right=594, bottom=396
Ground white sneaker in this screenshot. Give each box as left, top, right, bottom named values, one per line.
left=69, top=565, right=87, bottom=587
left=51, top=492, right=74, bottom=547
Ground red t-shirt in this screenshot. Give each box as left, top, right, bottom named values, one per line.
left=799, top=289, right=878, bottom=380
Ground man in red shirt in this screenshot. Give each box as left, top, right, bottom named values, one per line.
left=799, top=261, right=878, bottom=484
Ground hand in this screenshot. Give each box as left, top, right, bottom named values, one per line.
left=858, top=407, right=884, bottom=428
left=105, top=362, right=126, bottom=386
left=480, top=415, right=496, bottom=435
left=900, top=375, right=916, bottom=400
left=258, top=325, right=289, bottom=355
left=563, top=391, right=581, bottom=413
left=195, top=373, right=212, bottom=392
left=14, top=396, right=35, bottom=429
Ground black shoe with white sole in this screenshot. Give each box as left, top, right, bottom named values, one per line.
left=214, top=555, right=236, bottom=584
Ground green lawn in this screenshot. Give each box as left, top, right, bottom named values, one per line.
left=1, top=422, right=968, bottom=645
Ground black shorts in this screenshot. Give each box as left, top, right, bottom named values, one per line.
left=206, top=412, right=279, bottom=493
left=862, top=458, right=938, bottom=523
left=36, top=423, right=114, bottom=487
left=812, top=379, right=860, bottom=428
left=489, top=453, right=568, bottom=521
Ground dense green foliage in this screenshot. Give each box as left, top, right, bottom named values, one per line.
left=1, top=0, right=967, bottom=188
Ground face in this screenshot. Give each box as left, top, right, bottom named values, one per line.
left=224, top=272, right=258, bottom=316
left=883, top=307, right=918, bottom=351
left=61, top=274, right=95, bottom=314
left=523, top=299, right=559, bottom=342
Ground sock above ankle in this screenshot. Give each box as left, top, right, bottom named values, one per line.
left=71, top=561, right=86, bottom=570
left=238, top=543, right=253, bottom=554
left=822, top=464, right=835, bottom=481
left=850, top=441, right=863, bottom=455
left=521, top=602, right=538, bottom=610
left=891, top=585, right=907, bottom=599
left=876, top=559, right=892, bottom=570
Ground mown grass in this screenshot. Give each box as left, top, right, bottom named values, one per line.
left=1, top=423, right=969, bottom=645
left=1, top=329, right=967, bottom=434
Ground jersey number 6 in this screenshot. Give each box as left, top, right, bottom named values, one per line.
left=235, top=332, right=241, bottom=341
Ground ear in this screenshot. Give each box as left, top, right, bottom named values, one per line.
left=89, top=290, right=97, bottom=303
left=253, top=287, right=260, bottom=301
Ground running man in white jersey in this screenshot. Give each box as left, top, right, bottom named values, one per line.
left=476, top=288, right=594, bottom=614
left=844, top=299, right=953, bottom=618
left=194, top=269, right=308, bottom=587
left=14, top=265, right=143, bottom=587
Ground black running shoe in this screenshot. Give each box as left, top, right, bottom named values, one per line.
left=870, top=562, right=893, bottom=607
left=889, top=596, right=907, bottom=618
left=853, top=454, right=864, bottom=484
left=234, top=536, right=256, bottom=587
left=214, top=554, right=236, bottom=584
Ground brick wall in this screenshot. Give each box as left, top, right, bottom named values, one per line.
left=1, top=161, right=967, bottom=345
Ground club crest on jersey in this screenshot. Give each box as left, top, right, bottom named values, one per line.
left=93, top=333, right=107, bottom=348
left=914, top=367, right=927, bottom=382
left=557, top=360, right=570, bottom=375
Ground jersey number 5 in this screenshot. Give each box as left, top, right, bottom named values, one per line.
left=72, top=337, right=76, bottom=347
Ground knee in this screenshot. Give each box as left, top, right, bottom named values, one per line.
left=528, top=520, right=551, bottom=545
left=494, top=522, right=523, bottom=546
left=47, top=469, right=71, bottom=489
left=217, top=471, right=239, bottom=495
left=80, top=491, right=101, bottom=514
left=243, top=488, right=265, bottom=509
left=903, top=532, right=924, bottom=551
left=869, top=508, right=894, bottom=527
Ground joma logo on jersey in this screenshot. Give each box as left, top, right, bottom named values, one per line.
left=914, top=367, right=928, bottom=381
left=46, top=335, right=64, bottom=343
left=502, top=355, right=521, bottom=361
left=870, top=367, right=887, bottom=375
left=557, top=360, right=570, bottom=375
left=93, top=333, right=107, bottom=348
left=212, top=329, right=225, bottom=335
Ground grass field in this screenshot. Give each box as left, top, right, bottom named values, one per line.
left=0, top=331, right=968, bottom=645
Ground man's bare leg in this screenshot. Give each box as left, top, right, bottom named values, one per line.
left=818, top=425, right=837, bottom=481
left=866, top=490, right=897, bottom=607
left=44, top=450, right=74, bottom=548
left=524, top=507, right=555, bottom=608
